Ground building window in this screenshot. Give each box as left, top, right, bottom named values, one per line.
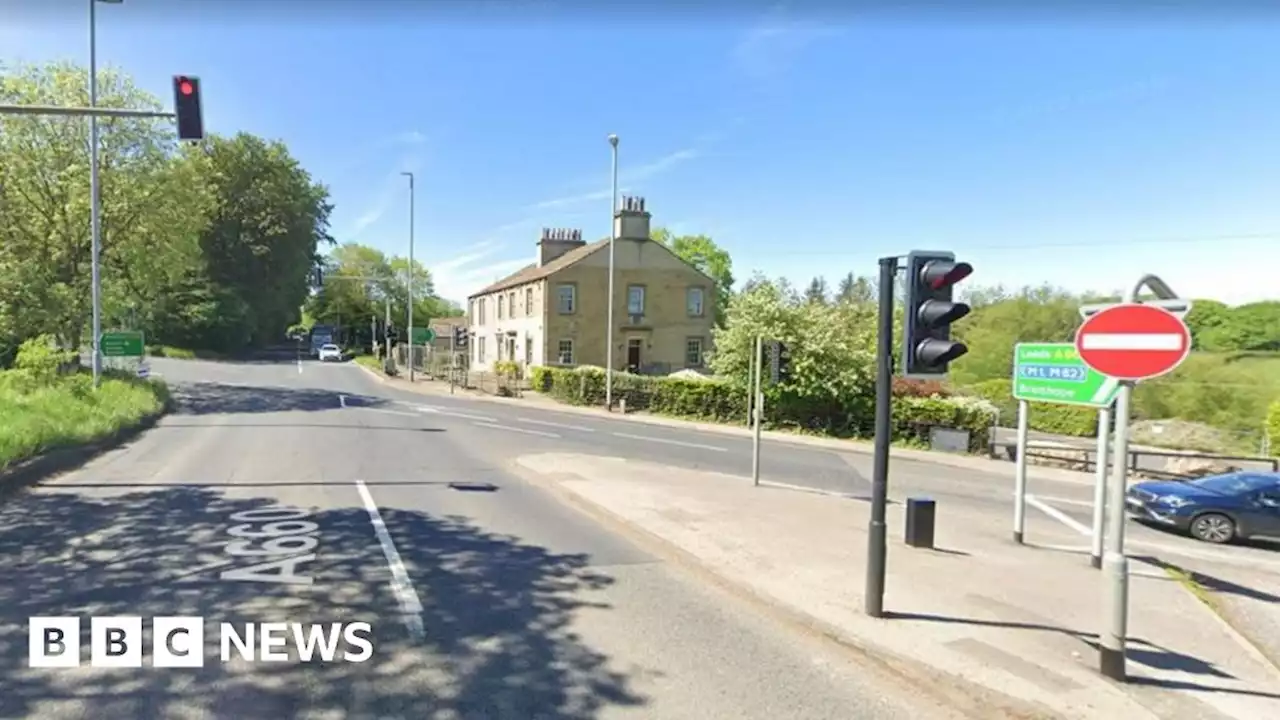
left=478, top=336, right=486, bottom=363
left=557, top=339, right=574, bottom=365
left=687, top=287, right=705, bottom=317
left=478, top=298, right=486, bottom=325
left=525, top=287, right=534, bottom=315
left=508, top=292, right=516, bottom=317
left=525, top=335, right=534, bottom=365
left=627, top=285, right=645, bottom=315
left=497, top=295, right=504, bottom=320
left=686, top=338, right=704, bottom=367
left=557, top=284, right=576, bottom=314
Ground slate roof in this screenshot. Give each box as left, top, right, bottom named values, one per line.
left=467, top=238, right=609, bottom=299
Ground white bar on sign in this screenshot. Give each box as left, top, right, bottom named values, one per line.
left=1080, top=333, right=1183, bottom=351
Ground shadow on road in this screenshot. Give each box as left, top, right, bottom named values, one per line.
left=1136, top=555, right=1280, bottom=605
left=170, top=383, right=390, bottom=416
left=0, top=486, right=647, bottom=719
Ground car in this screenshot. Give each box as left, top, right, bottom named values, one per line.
left=317, top=344, right=343, bottom=362
left=1126, top=471, right=1280, bottom=544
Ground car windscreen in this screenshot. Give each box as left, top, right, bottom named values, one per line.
left=1190, top=474, right=1278, bottom=495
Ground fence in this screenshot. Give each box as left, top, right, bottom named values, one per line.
left=989, top=437, right=1279, bottom=481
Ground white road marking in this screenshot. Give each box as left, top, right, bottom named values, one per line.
left=409, top=405, right=496, bottom=423
left=1033, top=495, right=1094, bottom=508
left=364, top=408, right=421, bottom=418
left=760, top=480, right=860, bottom=499
left=1079, top=333, right=1184, bottom=351
left=355, top=480, right=425, bottom=641
left=1026, top=494, right=1092, bottom=536
left=474, top=422, right=560, bottom=438
left=517, top=417, right=595, bottom=433
left=612, top=432, right=728, bottom=452
left=338, top=394, right=348, bottom=408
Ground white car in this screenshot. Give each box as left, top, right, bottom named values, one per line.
left=318, top=344, right=343, bottom=362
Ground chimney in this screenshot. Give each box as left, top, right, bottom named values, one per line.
left=537, top=227, right=585, bottom=266
left=613, top=195, right=651, bottom=241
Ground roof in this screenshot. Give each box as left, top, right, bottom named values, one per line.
left=468, top=238, right=608, bottom=298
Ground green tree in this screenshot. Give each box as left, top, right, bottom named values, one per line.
left=836, top=273, right=874, bottom=304
left=804, top=277, right=828, bottom=305
left=651, top=227, right=734, bottom=327
left=951, top=284, right=1081, bottom=386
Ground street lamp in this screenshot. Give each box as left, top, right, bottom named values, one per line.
left=89, top=0, right=123, bottom=387
left=605, top=134, right=619, bottom=409
left=401, top=171, right=415, bottom=383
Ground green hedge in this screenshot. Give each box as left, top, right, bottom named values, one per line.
left=966, top=378, right=1097, bottom=437
left=1267, top=399, right=1280, bottom=457
left=531, top=366, right=994, bottom=450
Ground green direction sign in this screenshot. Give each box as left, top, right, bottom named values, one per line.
left=101, top=330, right=145, bottom=358
left=411, top=327, right=435, bottom=344
left=1012, top=342, right=1118, bottom=408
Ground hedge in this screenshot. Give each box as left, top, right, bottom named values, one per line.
left=1267, top=399, right=1280, bottom=457
left=966, top=378, right=1097, bottom=437
left=530, top=366, right=994, bottom=451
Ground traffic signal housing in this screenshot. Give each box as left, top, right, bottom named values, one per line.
left=311, top=266, right=323, bottom=287
left=902, top=251, right=973, bottom=378
left=769, top=341, right=793, bottom=384
left=453, top=326, right=469, bottom=347
left=173, top=75, right=204, bottom=141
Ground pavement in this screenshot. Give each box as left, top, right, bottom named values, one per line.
left=0, top=354, right=973, bottom=720
left=509, top=453, right=1280, bottom=720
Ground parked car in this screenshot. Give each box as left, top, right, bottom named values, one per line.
left=1126, top=471, right=1280, bottom=544
left=317, top=344, right=343, bottom=362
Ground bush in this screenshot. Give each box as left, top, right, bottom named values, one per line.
left=1268, top=400, right=1280, bottom=457
left=13, top=335, right=76, bottom=385
left=533, top=366, right=993, bottom=449
left=963, top=378, right=1096, bottom=437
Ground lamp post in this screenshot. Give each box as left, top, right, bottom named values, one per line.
left=605, top=134, right=619, bottom=409
left=89, top=0, right=123, bottom=387
left=400, top=171, right=416, bottom=382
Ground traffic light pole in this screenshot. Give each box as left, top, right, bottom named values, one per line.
left=751, top=335, right=763, bottom=487
left=449, top=332, right=456, bottom=395
left=0, top=104, right=175, bottom=118
left=864, top=254, right=898, bottom=619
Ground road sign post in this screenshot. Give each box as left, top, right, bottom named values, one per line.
left=100, top=330, right=144, bottom=358
left=1074, top=279, right=1192, bottom=683
left=411, top=327, right=434, bottom=345
left=1010, top=342, right=1120, bottom=551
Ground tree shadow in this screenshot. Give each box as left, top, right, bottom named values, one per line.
left=170, top=383, right=390, bottom=416
left=0, top=486, right=647, bottom=719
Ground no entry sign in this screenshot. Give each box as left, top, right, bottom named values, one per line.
left=1074, top=303, right=1191, bottom=381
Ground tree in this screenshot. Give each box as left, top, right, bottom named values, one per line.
left=804, top=277, right=828, bottom=305
left=836, top=273, right=874, bottom=304
left=651, top=228, right=734, bottom=327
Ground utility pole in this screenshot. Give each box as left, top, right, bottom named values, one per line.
left=401, top=171, right=416, bottom=382
left=605, top=133, right=619, bottom=410
left=88, top=0, right=123, bottom=387
left=384, top=296, right=392, bottom=367
left=751, top=335, right=764, bottom=486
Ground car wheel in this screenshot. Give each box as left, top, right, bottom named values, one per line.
left=1189, top=513, right=1236, bottom=544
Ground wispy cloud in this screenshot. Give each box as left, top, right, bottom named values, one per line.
left=731, top=6, right=842, bottom=84
left=343, top=151, right=424, bottom=240
left=527, top=147, right=699, bottom=211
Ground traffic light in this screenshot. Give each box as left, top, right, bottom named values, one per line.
left=902, top=250, right=973, bottom=378
left=311, top=266, right=323, bottom=287
left=173, top=75, right=204, bottom=141
left=769, top=341, right=793, bottom=384
left=453, top=326, right=469, bottom=347
left=386, top=325, right=399, bottom=344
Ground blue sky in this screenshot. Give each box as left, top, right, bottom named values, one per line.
left=4, top=2, right=1279, bottom=306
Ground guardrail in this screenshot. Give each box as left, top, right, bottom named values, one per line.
left=989, top=439, right=1278, bottom=481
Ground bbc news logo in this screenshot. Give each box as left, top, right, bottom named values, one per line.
left=29, top=617, right=373, bottom=667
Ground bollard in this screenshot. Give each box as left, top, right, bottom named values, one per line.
left=905, top=497, right=936, bottom=549
left=618, top=397, right=627, bottom=414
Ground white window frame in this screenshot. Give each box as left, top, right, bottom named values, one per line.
left=687, top=287, right=705, bottom=317
left=627, top=285, right=645, bottom=315
left=557, top=284, right=576, bottom=314
left=557, top=339, right=574, bottom=365
left=685, top=337, right=704, bottom=367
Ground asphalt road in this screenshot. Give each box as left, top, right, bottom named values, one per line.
left=0, top=356, right=970, bottom=720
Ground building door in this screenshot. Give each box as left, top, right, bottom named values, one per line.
left=627, top=338, right=642, bottom=374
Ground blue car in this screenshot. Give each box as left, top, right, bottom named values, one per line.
left=1126, top=471, right=1280, bottom=544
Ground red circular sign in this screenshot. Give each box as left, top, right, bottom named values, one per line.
left=1074, top=303, right=1191, bottom=381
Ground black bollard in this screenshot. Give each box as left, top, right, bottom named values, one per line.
left=905, top=498, right=936, bottom=549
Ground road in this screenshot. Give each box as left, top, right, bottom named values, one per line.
left=0, top=355, right=971, bottom=720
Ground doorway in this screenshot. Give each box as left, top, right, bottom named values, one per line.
left=627, top=338, right=642, bottom=374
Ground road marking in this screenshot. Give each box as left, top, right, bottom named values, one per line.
left=365, top=408, right=421, bottom=418
left=517, top=417, right=595, bottom=433
left=474, top=422, right=560, bottom=438
left=611, top=432, right=728, bottom=452
left=1033, top=495, right=1094, bottom=508
left=338, top=394, right=348, bottom=408
left=1079, top=333, right=1184, bottom=351
left=355, top=480, right=425, bottom=641
left=1026, top=494, right=1091, bottom=536
left=410, top=405, right=497, bottom=423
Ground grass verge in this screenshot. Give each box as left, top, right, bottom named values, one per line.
left=354, top=354, right=384, bottom=372
left=0, top=370, right=170, bottom=471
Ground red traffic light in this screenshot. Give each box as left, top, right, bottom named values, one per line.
left=178, top=80, right=194, bottom=95
left=922, top=260, right=973, bottom=290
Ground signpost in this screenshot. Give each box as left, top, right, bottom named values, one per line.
left=100, top=330, right=144, bottom=358
left=411, top=327, right=434, bottom=344
left=1075, top=303, right=1191, bottom=381
left=1010, top=343, right=1119, bottom=566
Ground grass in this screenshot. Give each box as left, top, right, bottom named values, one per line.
left=0, top=370, right=169, bottom=470
left=353, top=354, right=383, bottom=371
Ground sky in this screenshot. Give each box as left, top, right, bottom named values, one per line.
left=3, top=1, right=1279, bottom=307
